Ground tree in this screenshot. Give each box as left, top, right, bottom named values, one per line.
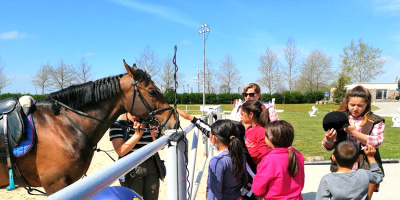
left=198, top=58, right=214, bottom=94
left=136, top=45, right=160, bottom=78
left=158, top=56, right=184, bottom=92
left=32, top=63, right=52, bottom=94
left=257, top=48, right=281, bottom=95
left=333, top=73, right=351, bottom=103
left=283, top=37, right=300, bottom=92
left=296, top=50, right=333, bottom=92
left=340, top=39, right=386, bottom=83
left=48, top=60, right=76, bottom=91
left=74, top=58, right=93, bottom=83
left=216, top=54, right=241, bottom=93
left=0, top=58, right=11, bottom=93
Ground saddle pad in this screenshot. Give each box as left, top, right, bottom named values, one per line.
left=12, top=114, right=35, bottom=157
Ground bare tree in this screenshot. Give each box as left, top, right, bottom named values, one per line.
left=32, top=63, right=52, bottom=94
left=0, top=58, right=11, bottom=93
left=257, top=48, right=281, bottom=95
left=74, top=58, right=93, bottom=83
left=283, top=37, right=301, bottom=92
left=158, top=56, right=184, bottom=92
left=296, top=50, right=333, bottom=92
left=197, top=58, right=214, bottom=93
left=49, top=60, right=76, bottom=91
left=216, top=54, right=241, bottom=93
left=136, top=45, right=160, bottom=78
left=340, top=38, right=386, bottom=83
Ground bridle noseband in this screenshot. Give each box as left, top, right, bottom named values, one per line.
left=130, top=78, right=175, bottom=130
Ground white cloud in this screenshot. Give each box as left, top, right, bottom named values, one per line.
left=372, top=0, right=400, bottom=16
left=0, top=31, right=28, bottom=40
left=108, top=0, right=198, bottom=28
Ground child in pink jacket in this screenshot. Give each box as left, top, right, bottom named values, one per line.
left=252, top=120, right=305, bottom=199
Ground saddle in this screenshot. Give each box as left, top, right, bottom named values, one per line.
left=0, top=97, right=27, bottom=149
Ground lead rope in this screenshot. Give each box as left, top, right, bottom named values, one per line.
left=172, top=46, right=191, bottom=200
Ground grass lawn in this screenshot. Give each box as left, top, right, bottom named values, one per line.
left=177, top=104, right=400, bottom=159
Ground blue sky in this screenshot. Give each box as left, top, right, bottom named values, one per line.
left=1, top=0, right=399, bottom=94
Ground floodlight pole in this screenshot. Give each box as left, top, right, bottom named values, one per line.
left=199, top=23, right=210, bottom=116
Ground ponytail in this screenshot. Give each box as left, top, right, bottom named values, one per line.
left=229, top=137, right=245, bottom=180
left=288, top=147, right=299, bottom=177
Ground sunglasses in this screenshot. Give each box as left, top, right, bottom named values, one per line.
left=242, top=92, right=256, bottom=97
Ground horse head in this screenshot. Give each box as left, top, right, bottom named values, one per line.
left=121, top=59, right=179, bottom=130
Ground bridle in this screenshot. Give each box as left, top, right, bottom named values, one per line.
left=129, top=77, right=176, bottom=130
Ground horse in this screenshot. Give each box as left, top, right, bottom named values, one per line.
left=0, top=60, right=179, bottom=195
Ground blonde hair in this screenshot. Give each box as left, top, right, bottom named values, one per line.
left=243, top=83, right=262, bottom=100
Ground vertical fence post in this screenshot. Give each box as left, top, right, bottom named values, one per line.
left=166, top=129, right=187, bottom=200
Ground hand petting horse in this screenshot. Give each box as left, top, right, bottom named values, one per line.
left=0, top=60, right=179, bottom=195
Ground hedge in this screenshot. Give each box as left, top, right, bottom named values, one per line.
left=163, top=91, right=325, bottom=104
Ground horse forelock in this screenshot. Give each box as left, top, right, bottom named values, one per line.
left=48, top=74, right=125, bottom=109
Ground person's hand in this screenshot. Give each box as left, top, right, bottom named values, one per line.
left=325, top=128, right=337, bottom=143
left=364, top=144, right=376, bottom=157
left=344, top=120, right=356, bottom=135
left=149, top=125, right=159, bottom=141
left=177, top=108, right=194, bottom=121
left=133, top=121, right=146, bottom=136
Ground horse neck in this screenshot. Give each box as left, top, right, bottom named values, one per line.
left=75, top=95, right=126, bottom=144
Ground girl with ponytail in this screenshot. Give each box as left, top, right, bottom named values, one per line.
left=252, top=120, right=305, bottom=200
left=241, top=100, right=270, bottom=165
left=207, top=120, right=248, bottom=200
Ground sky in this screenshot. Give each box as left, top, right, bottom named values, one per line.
left=1, top=0, right=400, bottom=94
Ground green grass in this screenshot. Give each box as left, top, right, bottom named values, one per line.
left=177, top=104, right=400, bottom=159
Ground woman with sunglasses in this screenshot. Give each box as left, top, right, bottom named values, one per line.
left=230, top=83, right=279, bottom=127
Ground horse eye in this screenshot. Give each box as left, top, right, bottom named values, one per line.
left=148, top=90, right=156, bottom=96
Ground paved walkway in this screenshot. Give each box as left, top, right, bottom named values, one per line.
left=372, top=101, right=400, bottom=117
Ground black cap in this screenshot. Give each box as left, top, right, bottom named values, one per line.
left=322, top=111, right=349, bottom=131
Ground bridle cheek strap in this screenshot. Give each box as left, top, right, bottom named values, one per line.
left=130, top=78, right=175, bottom=130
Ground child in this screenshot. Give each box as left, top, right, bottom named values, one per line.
left=207, top=120, right=248, bottom=200
left=252, top=120, right=305, bottom=199
left=177, top=109, right=256, bottom=200
left=316, top=141, right=383, bottom=200
left=322, top=85, right=385, bottom=198
left=241, top=100, right=270, bottom=165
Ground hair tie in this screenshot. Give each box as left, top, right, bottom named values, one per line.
left=261, top=105, right=265, bottom=109
left=230, top=136, right=235, bottom=140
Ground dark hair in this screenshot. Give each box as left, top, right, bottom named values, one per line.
left=338, top=85, right=372, bottom=125
left=211, top=120, right=245, bottom=180
left=241, top=100, right=270, bottom=127
left=333, top=141, right=359, bottom=168
left=232, top=121, right=246, bottom=147
left=265, top=120, right=298, bottom=177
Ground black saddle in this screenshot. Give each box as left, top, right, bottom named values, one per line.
left=0, top=97, right=27, bottom=149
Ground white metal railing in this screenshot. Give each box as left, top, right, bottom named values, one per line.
left=46, top=108, right=221, bottom=200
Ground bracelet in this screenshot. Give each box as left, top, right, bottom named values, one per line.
left=324, top=138, right=331, bottom=144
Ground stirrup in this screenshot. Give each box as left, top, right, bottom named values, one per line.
left=6, top=169, right=16, bottom=190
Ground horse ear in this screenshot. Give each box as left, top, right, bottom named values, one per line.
left=123, top=59, right=139, bottom=80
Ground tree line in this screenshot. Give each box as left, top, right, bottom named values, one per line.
left=0, top=38, right=386, bottom=103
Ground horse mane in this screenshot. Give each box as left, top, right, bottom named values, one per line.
left=46, top=68, right=152, bottom=110
left=47, top=74, right=125, bottom=109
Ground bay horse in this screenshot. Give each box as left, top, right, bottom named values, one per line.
left=0, top=60, right=179, bottom=195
